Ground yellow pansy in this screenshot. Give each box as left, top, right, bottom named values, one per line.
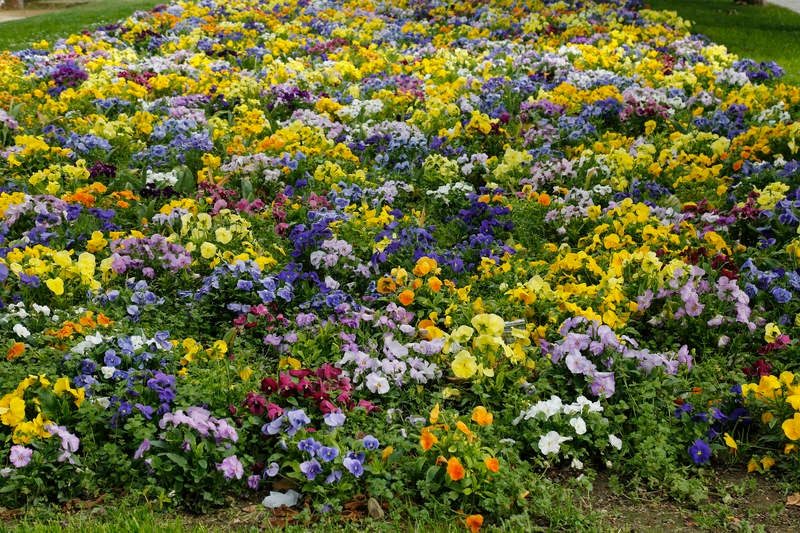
left=764, top=323, right=781, bottom=343
left=450, top=325, right=474, bottom=344
left=215, top=227, right=233, bottom=244
left=470, top=313, right=504, bottom=336
left=1, top=395, right=26, bottom=427
left=429, top=403, right=440, bottom=424
left=451, top=350, right=478, bottom=379
left=45, top=277, right=65, bottom=295
left=200, top=241, right=218, bottom=259
left=783, top=413, right=800, bottom=441
left=238, top=366, right=253, bottom=381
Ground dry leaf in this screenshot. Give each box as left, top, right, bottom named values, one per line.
left=787, top=492, right=800, bottom=506
left=344, top=493, right=367, bottom=511
left=368, top=497, right=385, bottom=520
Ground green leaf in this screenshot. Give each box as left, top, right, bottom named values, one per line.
left=240, top=176, right=255, bottom=201
left=174, top=165, right=196, bottom=195
left=164, top=452, right=189, bottom=469
left=425, top=465, right=440, bottom=483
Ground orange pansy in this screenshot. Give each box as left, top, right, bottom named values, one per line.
left=471, top=406, right=493, bottom=426
left=420, top=429, right=438, bottom=451
left=446, top=456, right=465, bottom=481
left=465, top=514, right=484, bottom=532
left=7, top=342, right=25, bottom=361
left=398, top=289, right=415, bottom=306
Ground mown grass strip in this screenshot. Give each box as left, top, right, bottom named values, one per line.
left=0, top=0, right=162, bottom=51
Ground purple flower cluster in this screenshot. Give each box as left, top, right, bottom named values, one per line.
left=108, top=234, right=192, bottom=276
left=48, top=60, right=88, bottom=97
left=43, top=423, right=80, bottom=464
left=739, top=257, right=798, bottom=308
left=159, top=406, right=239, bottom=443
left=541, top=317, right=692, bottom=398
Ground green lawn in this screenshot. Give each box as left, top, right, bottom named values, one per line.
left=646, top=0, right=800, bottom=84
left=0, top=0, right=161, bottom=51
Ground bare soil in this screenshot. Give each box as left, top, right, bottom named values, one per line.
left=0, top=7, right=53, bottom=22
left=587, top=470, right=799, bottom=532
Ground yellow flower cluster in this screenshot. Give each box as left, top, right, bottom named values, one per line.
left=0, top=375, right=84, bottom=444
left=742, top=372, right=800, bottom=443
left=4, top=244, right=102, bottom=293
left=444, top=313, right=534, bottom=380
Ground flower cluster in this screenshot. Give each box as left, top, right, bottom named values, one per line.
left=2, top=0, right=800, bottom=526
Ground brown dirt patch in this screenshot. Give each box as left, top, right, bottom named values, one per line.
left=0, top=8, right=54, bottom=22
left=588, top=470, right=800, bottom=532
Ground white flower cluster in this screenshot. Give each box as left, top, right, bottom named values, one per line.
left=714, top=68, right=750, bottom=87
left=513, top=394, right=622, bottom=458
left=336, top=98, right=384, bottom=120
left=513, top=394, right=602, bottom=425
left=425, top=181, right=474, bottom=205
left=338, top=331, right=442, bottom=395
left=145, top=168, right=180, bottom=188
left=2, top=302, right=57, bottom=339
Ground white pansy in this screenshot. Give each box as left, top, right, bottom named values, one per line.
left=569, top=416, right=587, bottom=435
left=538, top=431, right=572, bottom=455
left=13, top=324, right=30, bottom=338
left=365, top=372, right=390, bottom=394
left=32, top=303, right=51, bottom=316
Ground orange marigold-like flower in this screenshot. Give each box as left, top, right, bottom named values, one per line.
left=447, top=456, right=465, bottom=481
left=376, top=277, right=397, bottom=294
left=471, top=406, right=493, bottom=426
left=456, top=421, right=474, bottom=440
left=465, top=514, right=484, bottom=532
left=79, top=312, right=97, bottom=328
left=398, top=289, right=415, bottom=306
left=382, top=445, right=394, bottom=462
left=7, top=342, right=25, bottom=361
left=420, top=429, right=438, bottom=451
left=537, top=192, right=551, bottom=206
left=412, top=256, right=437, bottom=277
left=484, top=457, right=500, bottom=472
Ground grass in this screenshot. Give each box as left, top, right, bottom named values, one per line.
left=2, top=472, right=796, bottom=532
left=646, top=0, right=800, bottom=84
left=0, top=0, right=162, bottom=51
left=0, top=492, right=537, bottom=533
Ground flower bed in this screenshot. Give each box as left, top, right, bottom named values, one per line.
left=1, top=0, right=799, bottom=528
